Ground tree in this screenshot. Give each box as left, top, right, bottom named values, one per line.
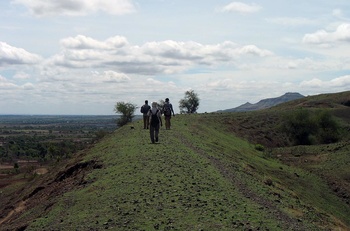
left=179, top=90, right=200, bottom=114
left=114, top=101, right=137, bottom=127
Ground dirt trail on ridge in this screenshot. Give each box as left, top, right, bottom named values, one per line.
left=170, top=124, right=307, bottom=231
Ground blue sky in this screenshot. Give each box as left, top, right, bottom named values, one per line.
left=1, top=0, right=350, bottom=115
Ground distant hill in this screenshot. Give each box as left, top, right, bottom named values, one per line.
left=218, top=92, right=305, bottom=112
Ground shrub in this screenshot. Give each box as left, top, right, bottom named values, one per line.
left=94, top=130, right=109, bottom=142
left=255, top=144, right=265, bottom=151
left=116, top=116, right=129, bottom=127
left=282, top=109, right=340, bottom=145
left=282, top=109, right=317, bottom=145
left=315, top=110, right=340, bottom=143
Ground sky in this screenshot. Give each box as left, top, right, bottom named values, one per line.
left=1, top=0, right=350, bottom=115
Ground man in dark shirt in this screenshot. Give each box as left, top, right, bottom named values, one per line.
left=163, top=98, right=175, bottom=130
left=140, top=100, right=151, bottom=129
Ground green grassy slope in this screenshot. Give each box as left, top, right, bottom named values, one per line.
left=1, top=91, right=350, bottom=230
left=1, top=111, right=349, bottom=230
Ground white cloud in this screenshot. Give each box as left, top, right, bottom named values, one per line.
left=46, top=35, right=274, bottom=76
left=21, top=82, right=35, bottom=90
left=207, top=78, right=233, bottom=90
left=13, top=71, right=31, bottom=80
left=220, top=2, right=261, bottom=14
left=97, top=71, right=130, bottom=83
left=12, top=0, right=136, bottom=17
left=331, top=9, right=350, bottom=20
left=0, top=42, right=42, bottom=66
left=60, top=35, right=129, bottom=49
left=0, top=76, right=18, bottom=89
left=300, top=75, right=350, bottom=88
left=300, top=78, right=324, bottom=88
left=303, top=23, right=350, bottom=45
left=329, top=75, right=350, bottom=87
left=237, top=45, right=273, bottom=57
left=3, top=0, right=350, bottom=115
left=2, top=32, right=343, bottom=114
left=146, top=78, right=164, bottom=86
left=0, top=75, right=7, bottom=82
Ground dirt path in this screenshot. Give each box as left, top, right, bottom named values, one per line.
left=172, top=126, right=307, bottom=230
left=0, top=200, right=27, bottom=225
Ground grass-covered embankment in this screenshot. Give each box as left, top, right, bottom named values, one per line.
left=10, top=112, right=346, bottom=231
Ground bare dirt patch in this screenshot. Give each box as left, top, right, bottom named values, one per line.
left=33, top=168, right=48, bottom=175
left=0, top=160, right=49, bottom=189
left=0, top=157, right=103, bottom=230
left=0, top=165, right=14, bottom=170
left=0, top=200, right=27, bottom=225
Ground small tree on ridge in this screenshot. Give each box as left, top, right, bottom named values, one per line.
left=179, top=90, right=200, bottom=114
left=114, top=102, right=137, bottom=127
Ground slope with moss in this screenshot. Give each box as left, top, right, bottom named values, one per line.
left=0, top=118, right=347, bottom=230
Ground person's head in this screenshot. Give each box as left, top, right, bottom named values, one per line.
left=165, top=98, right=169, bottom=102
left=145, top=100, right=148, bottom=104
left=152, top=102, right=157, bottom=108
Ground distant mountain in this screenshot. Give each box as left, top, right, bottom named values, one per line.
left=219, top=92, right=305, bottom=112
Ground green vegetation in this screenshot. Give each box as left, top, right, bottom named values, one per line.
left=282, top=108, right=340, bottom=145
left=0, top=91, right=349, bottom=230
left=0, top=115, right=117, bottom=163
left=114, top=101, right=138, bottom=127
left=179, top=90, right=200, bottom=114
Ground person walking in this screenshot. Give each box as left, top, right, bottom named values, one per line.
left=148, top=102, right=162, bottom=143
left=162, top=98, right=175, bottom=130
left=140, top=100, right=151, bottom=129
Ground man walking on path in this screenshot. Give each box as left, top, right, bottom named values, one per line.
left=140, top=100, right=151, bottom=129
left=148, top=102, right=162, bottom=143
left=162, top=98, right=175, bottom=130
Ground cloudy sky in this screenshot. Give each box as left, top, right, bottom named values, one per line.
left=1, top=0, right=350, bottom=115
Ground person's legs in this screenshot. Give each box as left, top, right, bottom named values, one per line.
left=155, top=124, right=160, bottom=142
left=165, top=116, right=172, bottom=129
left=149, top=125, right=155, bottom=143
left=143, top=115, right=147, bottom=129
left=145, top=115, right=149, bottom=129
left=165, top=116, right=170, bottom=129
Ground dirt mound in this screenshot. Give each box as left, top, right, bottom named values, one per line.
left=0, top=159, right=102, bottom=230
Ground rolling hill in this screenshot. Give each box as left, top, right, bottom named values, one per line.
left=218, top=92, right=305, bottom=112
left=0, top=91, right=350, bottom=230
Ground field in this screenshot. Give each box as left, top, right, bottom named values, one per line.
left=0, top=115, right=120, bottom=194
left=0, top=92, right=350, bottom=230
